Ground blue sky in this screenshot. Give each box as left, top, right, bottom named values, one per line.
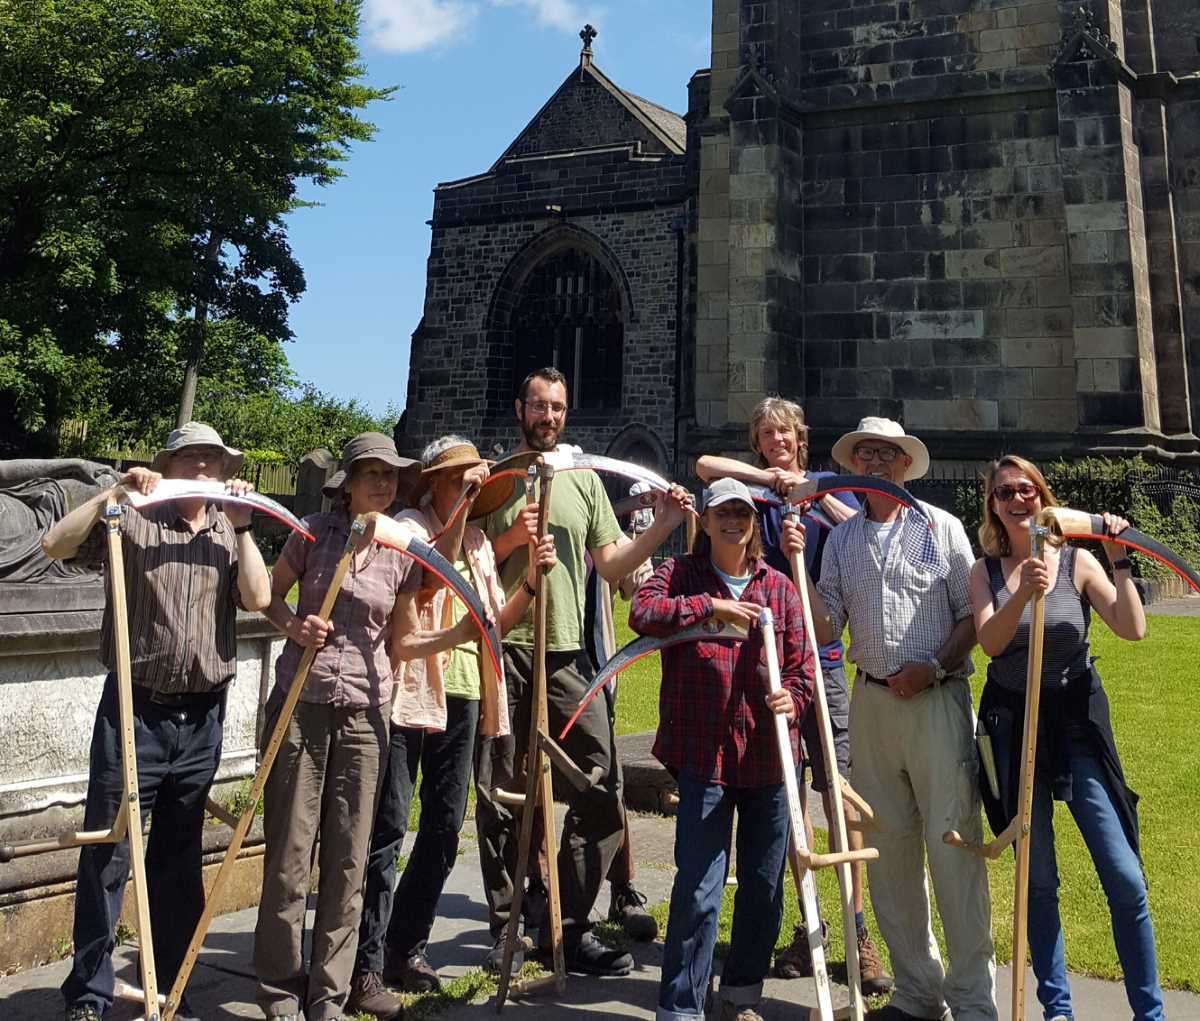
left=281, top=0, right=711, bottom=418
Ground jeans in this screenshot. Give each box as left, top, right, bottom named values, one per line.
left=1028, top=733, right=1165, bottom=1021
left=657, top=777, right=790, bottom=1021
left=62, top=675, right=225, bottom=1015
left=356, top=695, right=480, bottom=971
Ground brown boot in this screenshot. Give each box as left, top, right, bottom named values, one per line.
left=856, top=927, right=894, bottom=996
left=347, top=970, right=404, bottom=1020
left=772, top=919, right=828, bottom=979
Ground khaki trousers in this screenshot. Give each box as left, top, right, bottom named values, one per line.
left=850, top=678, right=998, bottom=1021
left=254, top=701, right=389, bottom=1021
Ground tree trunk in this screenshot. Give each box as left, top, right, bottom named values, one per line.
left=176, top=229, right=223, bottom=427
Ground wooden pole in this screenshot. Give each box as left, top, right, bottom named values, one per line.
left=760, top=606, right=835, bottom=1021
left=787, top=510, right=877, bottom=1021
left=161, top=517, right=365, bottom=1021
left=104, top=498, right=160, bottom=1020
left=1010, top=521, right=1048, bottom=1021
left=496, top=462, right=566, bottom=1009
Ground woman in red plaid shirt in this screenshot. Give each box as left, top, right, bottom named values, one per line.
left=630, top=477, right=815, bottom=1021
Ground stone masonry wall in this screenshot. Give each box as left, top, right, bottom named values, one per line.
left=404, top=145, right=688, bottom=460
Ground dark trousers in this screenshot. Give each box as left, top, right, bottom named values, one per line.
left=475, top=646, right=625, bottom=944
left=356, top=695, right=480, bottom=972
left=62, top=674, right=225, bottom=1014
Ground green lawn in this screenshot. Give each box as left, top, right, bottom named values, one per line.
left=609, top=604, right=1200, bottom=993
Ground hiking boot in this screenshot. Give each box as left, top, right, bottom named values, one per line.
left=65, top=1008, right=102, bottom=1021
left=719, top=1002, right=765, bottom=1021
left=857, top=928, right=894, bottom=996
left=565, top=930, right=633, bottom=976
left=608, top=882, right=658, bottom=941
left=773, top=919, right=829, bottom=979
left=347, top=969, right=404, bottom=1020
left=383, top=946, right=441, bottom=993
left=484, top=932, right=523, bottom=977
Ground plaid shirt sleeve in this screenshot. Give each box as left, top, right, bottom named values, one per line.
left=943, top=511, right=976, bottom=622
left=629, top=555, right=715, bottom=638
left=778, top=576, right=816, bottom=722
left=816, top=528, right=849, bottom=636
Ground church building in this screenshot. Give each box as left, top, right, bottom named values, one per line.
left=399, top=1, right=1200, bottom=473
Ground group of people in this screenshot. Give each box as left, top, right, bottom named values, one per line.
left=44, top=368, right=1167, bottom=1021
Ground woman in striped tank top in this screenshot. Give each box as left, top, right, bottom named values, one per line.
left=967, top=455, right=1166, bottom=1021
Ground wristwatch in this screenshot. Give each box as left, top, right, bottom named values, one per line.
left=928, top=656, right=947, bottom=685
left=234, top=523, right=253, bottom=535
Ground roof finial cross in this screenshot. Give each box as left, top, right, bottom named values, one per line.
left=579, top=23, right=597, bottom=70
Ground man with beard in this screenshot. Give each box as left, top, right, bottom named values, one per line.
left=792, top=417, right=996, bottom=1021
left=477, top=366, right=691, bottom=976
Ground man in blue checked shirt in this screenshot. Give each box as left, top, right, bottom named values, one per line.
left=790, top=417, right=997, bottom=1021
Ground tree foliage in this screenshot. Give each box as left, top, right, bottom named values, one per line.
left=0, top=0, right=388, bottom=448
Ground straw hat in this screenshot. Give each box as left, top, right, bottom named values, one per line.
left=322, top=432, right=420, bottom=499
left=151, top=422, right=243, bottom=476
left=408, top=440, right=491, bottom=507
left=830, top=417, right=930, bottom=481
left=468, top=450, right=544, bottom=520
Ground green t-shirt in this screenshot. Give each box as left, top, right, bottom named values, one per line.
left=485, top=468, right=623, bottom=652
left=442, top=554, right=481, bottom=700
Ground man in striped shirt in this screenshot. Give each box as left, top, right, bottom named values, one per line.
left=42, top=422, right=271, bottom=1021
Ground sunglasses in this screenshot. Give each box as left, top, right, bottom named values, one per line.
left=993, top=482, right=1039, bottom=503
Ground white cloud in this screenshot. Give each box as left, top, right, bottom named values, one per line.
left=364, top=0, right=476, bottom=53
left=491, top=0, right=597, bottom=34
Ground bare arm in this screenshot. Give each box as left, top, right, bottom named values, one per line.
left=779, top=517, right=835, bottom=644
left=262, top=555, right=334, bottom=649
left=41, top=467, right=160, bottom=560
left=235, top=530, right=272, bottom=612
left=971, top=555, right=1049, bottom=657
left=1078, top=548, right=1146, bottom=641
left=390, top=590, right=479, bottom=661
left=592, top=485, right=692, bottom=585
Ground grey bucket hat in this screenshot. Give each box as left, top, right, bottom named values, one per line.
left=322, top=432, right=420, bottom=499
left=151, top=422, right=244, bottom=476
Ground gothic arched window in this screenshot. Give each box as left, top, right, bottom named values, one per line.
left=510, top=247, right=624, bottom=410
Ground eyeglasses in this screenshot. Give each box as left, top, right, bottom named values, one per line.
left=993, top=482, right=1039, bottom=503
left=852, top=444, right=901, bottom=463
left=524, top=399, right=567, bottom=417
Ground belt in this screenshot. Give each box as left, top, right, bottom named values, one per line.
left=133, top=684, right=227, bottom=709
left=861, top=672, right=964, bottom=688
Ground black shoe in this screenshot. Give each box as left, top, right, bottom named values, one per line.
left=608, top=882, right=658, bottom=941
left=65, top=1008, right=102, bottom=1021
left=565, top=931, right=633, bottom=976
left=864, top=1005, right=944, bottom=1021
left=484, top=933, right=524, bottom=977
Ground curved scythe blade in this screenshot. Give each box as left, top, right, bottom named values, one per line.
left=542, top=450, right=673, bottom=493
left=559, top=619, right=749, bottom=740
left=124, top=479, right=314, bottom=540
left=1042, top=506, right=1200, bottom=596
left=369, top=514, right=504, bottom=681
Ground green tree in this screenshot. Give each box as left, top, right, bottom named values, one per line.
left=0, top=0, right=388, bottom=448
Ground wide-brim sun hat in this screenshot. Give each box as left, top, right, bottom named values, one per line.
left=408, top=441, right=492, bottom=507
left=151, top=421, right=244, bottom=476
left=830, top=416, right=930, bottom=481
left=322, top=432, right=420, bottom=499
left=468, top=450, right=545, bottom=520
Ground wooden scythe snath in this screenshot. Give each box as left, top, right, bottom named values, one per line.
left=0, top=499, right=162, bottom=1019
left=161, top=516, right=366, bottom=1021
left=495, top=460, right=569, bottom=1009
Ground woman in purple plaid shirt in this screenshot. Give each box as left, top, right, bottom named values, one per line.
left=630, top=477, right=814, bottom=1021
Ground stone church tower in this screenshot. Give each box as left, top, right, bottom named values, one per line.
left=401, top=3, right=1200, bottom=471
